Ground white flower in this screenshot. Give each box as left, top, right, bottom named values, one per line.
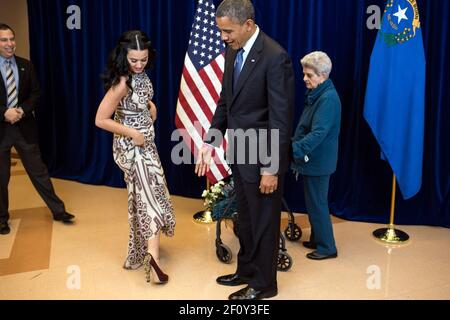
left=201, top=180, right=227, bottom=211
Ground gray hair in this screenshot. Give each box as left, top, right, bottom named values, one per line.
left=216, top=0, right=255, bottom=24
left=301, top=51, right=332, bottom=78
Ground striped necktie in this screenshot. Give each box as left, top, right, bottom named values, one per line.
left=5, top=60, right=18, bottom=108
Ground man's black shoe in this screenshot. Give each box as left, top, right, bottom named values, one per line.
left=306, top=251, right=338, bottom=260
left=53, top=212, right=75, bottom=223
left=216, top=273, right=246, bottom=286
left=228, top=285, right=277, bottom=300
left=0, top=222, right=10, bottom=235
left=303, top=241, right=317, bottom=249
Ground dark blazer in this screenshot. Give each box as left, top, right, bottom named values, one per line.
left=0, top=56, right=40, bottom=144
left=291, top=79, right=341, bottom=176
left=207, top=31, right=295, bottom=183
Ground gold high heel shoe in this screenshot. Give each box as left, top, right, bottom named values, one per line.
left=143, top=253, right=169, bottom=284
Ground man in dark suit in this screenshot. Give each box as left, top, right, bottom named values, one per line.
left=195, top=0, right=295, bottom=300
left=0, top=23, right=74, bottom=235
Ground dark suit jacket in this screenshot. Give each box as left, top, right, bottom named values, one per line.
left=0, top=56, right=41, bottom=144
left=207, top=31, right=295, bottom=183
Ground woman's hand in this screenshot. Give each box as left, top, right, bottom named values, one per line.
left=149, top=100, right=157, bottom=122
left=131, top=129, right=145, bottom=146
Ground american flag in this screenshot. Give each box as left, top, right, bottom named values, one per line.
left=175, top=0, right=231, bottom=183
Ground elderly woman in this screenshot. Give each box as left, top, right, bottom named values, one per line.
left=291, top=51, right=341, bottom=260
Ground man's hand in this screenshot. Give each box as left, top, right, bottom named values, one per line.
left=195, top=145, right=213, bottom=177
left=4, top=108, right=23, bottom=124
left=17, top=107, right=24, bottom=118
left=259, top=174, right=278, bottom=194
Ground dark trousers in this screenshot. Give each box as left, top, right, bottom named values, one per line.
left=233, top=167, right=284, bottom=291
left=303, top=175, right=337, bottom=255
left=0, top=124, right=65, bottom=223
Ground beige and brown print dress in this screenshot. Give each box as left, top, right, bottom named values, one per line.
left=113, top=72, right=175, bottom=269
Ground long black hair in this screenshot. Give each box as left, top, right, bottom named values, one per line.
left=102, top=30, right=156, bottom=91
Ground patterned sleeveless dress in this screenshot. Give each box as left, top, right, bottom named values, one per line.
left=112, top=72, right=175, bottom=269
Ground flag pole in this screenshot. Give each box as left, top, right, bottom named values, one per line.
left=193, top=179, right=214, bottom=224
left=373, top=174, right=409, bottom=244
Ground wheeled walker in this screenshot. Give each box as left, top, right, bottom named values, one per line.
left=213, top=183, right=302, bottom=272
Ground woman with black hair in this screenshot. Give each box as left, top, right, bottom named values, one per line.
left=96, top=30, right=175, bottom=284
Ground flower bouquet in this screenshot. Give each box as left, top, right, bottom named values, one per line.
left=201, top=177, right=237, bottom=221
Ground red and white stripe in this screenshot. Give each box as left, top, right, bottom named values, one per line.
left=175, top=54, right=231, bottom=184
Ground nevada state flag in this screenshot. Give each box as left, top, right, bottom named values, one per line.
left=364, top=0, right=426, bottom=199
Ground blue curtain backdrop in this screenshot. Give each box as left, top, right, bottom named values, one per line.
left=26, top=0, right=449, bottom=227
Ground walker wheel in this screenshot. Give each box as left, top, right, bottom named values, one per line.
left=284, top=223, right=302, bottom=241
left=277, top=251, right=293, bottom=272
left=216, top=243, right=233, bottom=264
